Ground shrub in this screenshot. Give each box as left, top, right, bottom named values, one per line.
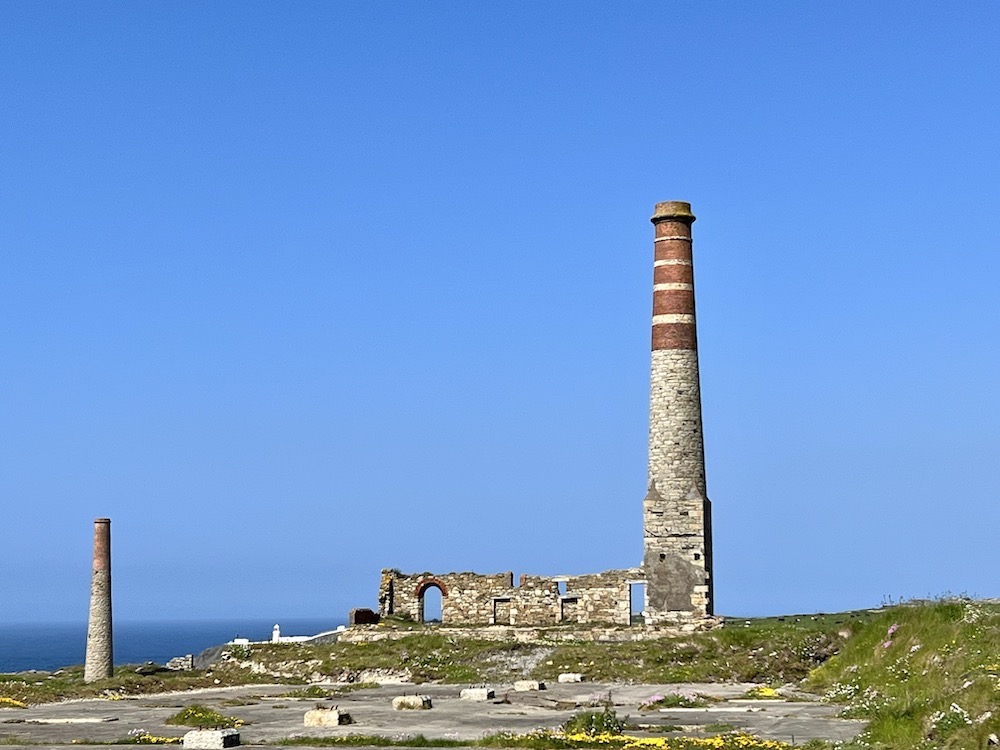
left=638, top=692, right=707, bottom=709
left=562, top=706, right=626, bottom=736
left=164, top=705, right=243, bottom=729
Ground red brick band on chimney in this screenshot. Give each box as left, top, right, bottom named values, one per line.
left=650, top=202, right=697, bottom=352
left=93, top=518, right=111, bottom=572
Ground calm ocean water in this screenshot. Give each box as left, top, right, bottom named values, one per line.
left=0, top=618, right=342, bottom=673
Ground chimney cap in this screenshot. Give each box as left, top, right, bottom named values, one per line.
left=651, top=201, right=696, bottom=224
left=94, top=518, right=111, bottom=524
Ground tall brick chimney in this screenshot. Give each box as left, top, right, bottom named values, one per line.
left=84, top=517, right=113, bottom=682
left=642, top=201, right=713, bottom=622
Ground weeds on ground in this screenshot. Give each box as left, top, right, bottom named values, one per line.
left=741, top=686, right=782, bottom=700
left=531, top=620, right=845, bottom=684
left=120, top=728, right=183, bottom=744
left=218, top=697, right=259, bottom=706
left=278, top=685, right=331, bottom=699
left=164, top=705, right=243, bottom=729
left=563, top=706, right=628, bottom=736
left=806, top=598, right=1000, bottom=749
left=278, top=731, right=791, bottom=749
left=639, top=692, right=710, bottom=710
left=0, top=663, right=288, bottom=706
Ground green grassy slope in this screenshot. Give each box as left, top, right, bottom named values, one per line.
left=805, top=599, right=1000, bottom=749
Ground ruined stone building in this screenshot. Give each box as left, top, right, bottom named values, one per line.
left=378, top=201, right=713, bottom=627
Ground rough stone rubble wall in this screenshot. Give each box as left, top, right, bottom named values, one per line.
left=342, top=617, right=722, bottom=644
left=378, top=568, right=642, bottom=626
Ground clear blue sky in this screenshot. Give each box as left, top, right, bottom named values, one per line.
left=2, top=2, right=998, bottom=624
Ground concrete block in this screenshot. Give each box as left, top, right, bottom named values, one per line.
left=460, top=688, right=495, bottom=701
left=513, top=680, right=545, bottom=692
left=392, top=695, right=432, bottom=710
left=304, top=707, right=353, bottom=726
left=558, top=673, right=585, bottom=683
left=182, top=729, right=240, bottom=749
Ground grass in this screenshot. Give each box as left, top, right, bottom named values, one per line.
left=638, top=693, right=711, bottom=709
left=0, top=619, right=850, bottom=706
left=277, top=735, right=466, bottom=748
left=276, top=685, right=333, bottom=698
left=741, top=686, right=782, bottom=699
left=276, top=731, right=792, bottom=749
left=252, top=634, right=535, bottom=683
left=563, top=707, right=628, bottom=736
left=531, top=621, right=843, bottom=684
left=218, top=696, right=259, bottom=706
left=326, top=680, right=381, bottom=694
left=226, top=620, right=847, bottom=686
left=804, top=598, right=1000, bottom=749
left=163, top=704, right=243, bottom=729
left=0, top=662, right=289, bottom=706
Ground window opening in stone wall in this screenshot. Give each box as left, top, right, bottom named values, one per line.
left=630, top=583, right=646, bottom=625
left=420, top=584, right=443, bottom=623
left=493, top=597, right=512, bottom=625
left=560, top=597, right=579, bottom=623
left=557, top=580, right=568, bottom=596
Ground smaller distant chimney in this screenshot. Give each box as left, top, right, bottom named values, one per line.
left=84, top=518, right=113, bottom=682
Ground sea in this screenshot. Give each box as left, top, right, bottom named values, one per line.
left=0, top=618, right=343, bottom=673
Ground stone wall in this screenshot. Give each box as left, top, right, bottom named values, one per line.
left=341, top=617, right=722, bottom=644
left=378, top=568, right=642, bottom=627
left=84, top=518, right=113, bottom=683
left=643, top=202, right=713, bottom=622
left=371, top=201, right=716, bottom=631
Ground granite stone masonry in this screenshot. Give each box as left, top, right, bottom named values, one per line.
left=643, top=201, right=714, bottom=623
left=371, top=201, right=715, bottom=632
left=84, top=518, right=113, bottom=683
left=182, top=729, right=241, bottom=749
left=304, top=706, right=353, bottom=726
left=378, top=568, right=642, bottom=626
left=392, top=695, right=433, bottom=710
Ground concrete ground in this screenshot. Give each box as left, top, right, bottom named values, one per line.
left=0, top=681, right=865, bottom=748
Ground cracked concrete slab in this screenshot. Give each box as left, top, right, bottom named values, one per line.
left=0, top=681, right=865, bottom=748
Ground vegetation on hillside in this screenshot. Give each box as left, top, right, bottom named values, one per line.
left=217, top=620, right=851, bottom=686
left=0, top=616, right=856, bottom=704
left=6, top=599, right=1000, bottom=750
left=805, top=598, right=1000, bottom=749
left=0, top=662, right=290, bottom=705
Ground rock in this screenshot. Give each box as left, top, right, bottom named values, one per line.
left=460, top=688, right=494, bottom=701
left=392, top=695, right=432, bottom=710
left=304, top=706, right=353, bottom=726
left=513, top=680, right=545, bottom=691
left=182, top=729, right=240, bottom=749
left=166, top=655, right=195, bottom=671
left=558, top=673, right=584, bottom=683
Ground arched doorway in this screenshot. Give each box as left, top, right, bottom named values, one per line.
left=414, top=578, right=449, bottom=624
left=421, top=584, right=443, bottom=623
